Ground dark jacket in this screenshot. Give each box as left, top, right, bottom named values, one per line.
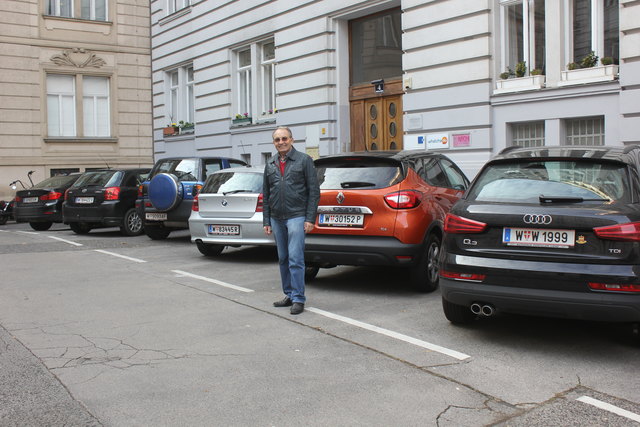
left=263, top=147, right=320, bottom=225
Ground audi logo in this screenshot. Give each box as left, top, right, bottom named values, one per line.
left=523, top=214, right=552, bottom=225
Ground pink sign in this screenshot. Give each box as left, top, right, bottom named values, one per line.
left=452, top=133, right=471, bottom=147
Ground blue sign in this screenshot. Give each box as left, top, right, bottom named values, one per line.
left=418, top=136, right=425, bottom=145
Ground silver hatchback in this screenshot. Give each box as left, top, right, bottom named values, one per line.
left=188, top=166, right=274, bottom=256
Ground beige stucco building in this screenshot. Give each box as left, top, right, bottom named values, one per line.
left=0, top=0, right=153, bottom=200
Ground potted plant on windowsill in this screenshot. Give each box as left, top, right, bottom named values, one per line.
left=494, top=61, right=545, bottom=94
left=232, top=113, right=252, bottom=125
left=178, top=120, right=194, bottom=134
left=559, top=51, right=619, bottom=86
left=163, top=123, right=179, bottom=136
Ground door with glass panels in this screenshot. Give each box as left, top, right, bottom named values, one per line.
left=362, top=95, right=402, bottom=151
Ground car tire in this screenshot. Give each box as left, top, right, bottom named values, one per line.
left=69, top=222, right=92, bottom=234
left=0, top=216, right=7, bottom=225
left=442, top=297, right=476, bottom=325
left=30, top=221, right=52, bottom=231
left=120, top=208, right=143, bottom=236
left=409, top=233, right=441, bottom=292
left=196, top=241, right=224, bottom=256
left=304, top=265, right=320, bottom=281
left=144, top=225, right=171, bottom=240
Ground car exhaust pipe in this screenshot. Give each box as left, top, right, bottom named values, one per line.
left=481, top=304, right=495, bottom=317
left=470, top=303, right=482, bottom=315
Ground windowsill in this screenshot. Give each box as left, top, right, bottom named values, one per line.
left=159, top=6, right=192, bottom=25
left=163, top=133, right=193, bottom=141
left=493, top=75, right=545, bottom=95
left=44, top=137, right=117, bottom=143
left=230, top=120, right=277, bottom=133
left=557, top=65, right=619, bottom=87
left=42, top=14, right=112, bottom=25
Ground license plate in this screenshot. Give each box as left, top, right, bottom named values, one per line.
left=208, top=224, right=240, bottom=235
left=24, top=197, right=38, bottom=203
left=75, top=197, right=94, bottom=204
left=318, top=213, right=364, bottom=227
left=146, top=212, right=167, bottom=221
left=503, top=227, right=575, bottom=248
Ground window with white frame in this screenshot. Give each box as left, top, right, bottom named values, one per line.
left=47, top=74, right=110, bottom=137
left=167, top=0, right=190, bottom=15
left=234, top=38, right=276, bottom=122
left=47, top=0, right=73, bottom=17
left=568, top=0, right=619, bottom=65
left=500, top=0, right=545, bottom=75
left=565, top=116, right=604, bottom=145
left=511, top=121, right=545, bottom=147
left=81, top=0, right=107, bottom=20
left=47, top=0, right=107, bottom=20
left=167, top=65, right=194, bottom=126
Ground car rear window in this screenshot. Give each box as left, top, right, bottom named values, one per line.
left=32, top=175, right=78, bottom=189
left=467, top=160, right=631, bottom=203
left=202, top=171, right=263, bottom=194
left=315, top=158, right=403, bottom=190
left=72, top=171, right=122, bottom=188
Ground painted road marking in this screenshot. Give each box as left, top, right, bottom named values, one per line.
left=17, top=231, right=39, bottom=235
left=307, top=307, right=471, bottom=361
left=94, top=249, right=146, bottom=263
left=172, top=270, right=254, bottom=293
left=577, top=396, right=640, bottom=423
left=48, top=235, right=83, bottom=246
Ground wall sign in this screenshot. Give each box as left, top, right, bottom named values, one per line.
left=427, top=133, right=449, bottom=150
left=452, top=133, right=471, bottom=147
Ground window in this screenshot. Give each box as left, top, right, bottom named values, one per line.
left=565, top=116, right=604, bottom=145
left=47, top=0, right=107, bottom=20
left=511, top=121, right=545, bottom=147
left=47, top=74, right=110, bottom=138
left=81, top=0, right=106, bottom=21
left=241, top=153, right=251, bottom=165
left=167, top=65, right=194, bottom=126
left=234, top=39, right=276, bottom=122
left=47, top=0, right=73, bottom=17
left=168, top=0, right=190, bottom=15
left=262, top=153, right=272, bottom=164
left=500, top=0, right=545, bottom=74
left=569, top=0, right=619, bottom=64
left=50, top=168, right=80, bottom=176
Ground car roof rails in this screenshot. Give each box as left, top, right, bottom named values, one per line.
left=498, top=146, right=523, bottom=155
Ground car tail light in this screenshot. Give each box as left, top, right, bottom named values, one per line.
left=194, top=184, right=203, bottom=197
left=40, top=191, right=62, bottom=201
left=104, top=187, right=121, bottom=201
left=588, top=282, right=640, bottom=293
left=384, top=190, right=422, bottom=209
left=192, top=194, right=199, bottom=212
left=14, top=196, right=22, bottom=203
left=138, top=184, right=143, bottom=198
left=444, top=213, right=487, bottom=234
left=440, top=270, right=486, bottom=282
left=593, top=222, right=640, bottom=241
left=256, top=193, right=264, bottom=212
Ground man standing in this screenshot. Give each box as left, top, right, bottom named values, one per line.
left=263, top=126, right=320, bottom=315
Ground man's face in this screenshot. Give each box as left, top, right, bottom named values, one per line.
left=273, top=129, right=293, bottom=155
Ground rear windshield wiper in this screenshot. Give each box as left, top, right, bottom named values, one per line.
left=223, top=189, right=254, bottom=195
left=340, top=181, right=376, bottom=188
left=539, top=194, right=610, bottom=203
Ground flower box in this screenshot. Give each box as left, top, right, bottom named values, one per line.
left=163, top=126, right=179, bottom=136
left=494, top=75, right=545, bottom=94
left=232, top=117, right=252, bottom=125
left=558, top=65, right=619, bottom=86
left=180, top=125, right=194, bottom=134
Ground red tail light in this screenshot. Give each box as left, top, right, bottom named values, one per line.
left=256, top=193, right=264, bottom=212
left=440, top=270, right=486, bottom=282
left=40, top=191, right=62, bottom=201
left=194, top=184, right=203, bottom=197
left=593, top=222, right=640, bottom=241
left=192, top=194, right=199, bottom=212
left=444, top=213, right=487, bottom=234
left=384, top=190, right=422, bottom=209
left=588, top=282, right=640, bottom=293
left=138, top=184, right=143, bottom=198
left=14, top=196, right=22, bottom=203
left=104, top=187, right=121, bottom=201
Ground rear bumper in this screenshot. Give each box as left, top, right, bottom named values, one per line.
left=63, top=202, right=125, bottom=226
left=304, top=234, right=421, bottom=266
left=14, top=204, right=63, bottom=223
left=139, top=198, right=192, bottom=230
left=189, top=213, right=274, bottom=246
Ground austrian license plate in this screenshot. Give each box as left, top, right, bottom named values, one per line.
left=208, top=224, right=240, bottom=235
left=145, top=212, right=167, bottom=221
left=503, top=227, right=575, bottom=248
left=318, top=213, right=364, bottom=227
left=75, top=197, right=94, bottom=204
left=23, top=197, right=38, bottom=203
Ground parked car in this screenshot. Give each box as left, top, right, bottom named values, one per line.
left=305, top=150, right=469, bottom=291
left=188, top=165, right=274, bottom=256
left=440, top=145, right=640, bottom=328
left=137, top=157, right=247, bottom=240
left=13, top=173, right=81, bottom=231
left=63, top=168, right=151, bottom=236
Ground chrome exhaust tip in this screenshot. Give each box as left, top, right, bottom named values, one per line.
left=481, top=304, right=495, bottom=317
left=470, top=303, right=482, bottom=315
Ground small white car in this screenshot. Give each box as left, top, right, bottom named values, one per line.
left=188, top=165, right=274, bottom=256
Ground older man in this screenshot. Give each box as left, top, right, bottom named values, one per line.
left=263, top=126, right=320, bottom=315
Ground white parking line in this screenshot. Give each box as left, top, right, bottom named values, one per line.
left=94, top=249, right=146, bottom=263
left=17, top=230, right=39, bottom=235
left=171, top=270, right=254, bottom=293
left=307, top=307, right=471, bottom=361
left=577, top=396, right=640, bottom=423
left=48, top=235, right=83, bottom=246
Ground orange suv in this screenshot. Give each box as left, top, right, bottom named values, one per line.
left=305, top=150, right=469, bottom=291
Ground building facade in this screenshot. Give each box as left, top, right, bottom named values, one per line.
left=151, top=0, right=639, bottom=178
left=0, top=0, right=153, bottom=199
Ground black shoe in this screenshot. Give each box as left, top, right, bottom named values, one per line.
left=273, top=297, right=292, bottom=307
left=290, top=302, right=304, bottom=315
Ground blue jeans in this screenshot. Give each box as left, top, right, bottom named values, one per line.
left=271, top=216, right=306, bottom=304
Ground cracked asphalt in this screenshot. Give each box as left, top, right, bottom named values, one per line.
left=1, top=222, right=639, bottom=426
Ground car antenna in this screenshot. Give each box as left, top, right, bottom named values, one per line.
left=98, top=154, right=111, bottom=169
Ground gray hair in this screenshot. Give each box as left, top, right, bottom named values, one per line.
left=272, top=126, right=293, bottom=139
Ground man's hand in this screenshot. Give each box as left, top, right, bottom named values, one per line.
left=304, top=222, right=314, bottom=233
left=263, top=225, right=272, bottom=235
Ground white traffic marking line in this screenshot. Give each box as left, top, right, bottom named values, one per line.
left=307, top=307, right=471, bottom=361
left=577, top=396, right=640, bottom=423
left=47, top=235, right=83, bottom=246
left=17, top=231, right=39, bottom=235
left=171, top=270, right=254, bottom=293
left=94, top=249, right=146, bottom=263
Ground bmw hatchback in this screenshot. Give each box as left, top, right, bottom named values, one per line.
left=440, top=146, right=640, bottom=328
